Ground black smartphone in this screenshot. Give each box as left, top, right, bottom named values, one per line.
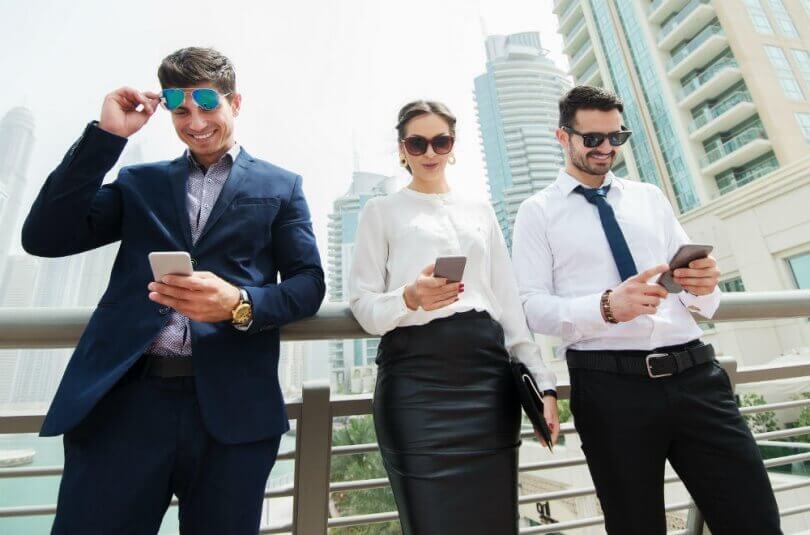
left=434, top=256, right=467, bottom=283
left=657, top=244, right=714, bottom=293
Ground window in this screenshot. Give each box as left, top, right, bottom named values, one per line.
left=766, top=0, right=800, bottom=38
left=797, top=113, right=810, bottom=142
left=765, top=46, right=804, bottom=100
left=792, top=49, right=810, bottom=87
left=719, top=276, right=746, bottom=292
left=744, top=0, right=773, bottom=34
left=787, top=253, right=810, bottom=289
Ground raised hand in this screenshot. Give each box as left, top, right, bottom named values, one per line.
left=98, top=87, right=161, bottom=138
left=608, top=264, right=670, bottom=323
left=403, top=263, right=463, bottom=311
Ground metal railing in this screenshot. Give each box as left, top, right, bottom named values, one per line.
left=689, top=90, right=752, bottom=132
left=678, top=57, right=739, bottom=100
left=2, top=290, right=810, bottom=534
left=667, top=24, right=723, bottom=71
left=701, top=126, right=768, bottom=167
left=660, top=0, right=711, bottom=39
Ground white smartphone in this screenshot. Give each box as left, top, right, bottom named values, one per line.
left=148, top=251, right=193, bottom=281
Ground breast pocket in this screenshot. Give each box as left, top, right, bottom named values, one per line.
left=225, top=197, right=282, bottom=253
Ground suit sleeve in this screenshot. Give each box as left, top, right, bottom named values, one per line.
left=244, top=175, right=326, bottom=333
left=21, top=122, right=127, bottom=258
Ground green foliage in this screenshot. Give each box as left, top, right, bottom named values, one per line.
left=793, top=393, right=810, bottom=444
left=557, top=399, right=572, bottom=424
left=329, top=416, right=400, bottom=534
left=740, top=393, right=779, bottom=433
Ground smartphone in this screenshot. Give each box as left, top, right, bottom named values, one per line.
left=657, top=244, right=713, bottom=293
left=434, top=256, right=467, bottom=283
left=148, top=251, right=193, bottom=281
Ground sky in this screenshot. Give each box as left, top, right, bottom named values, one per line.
left=0, top=0, right=568, bottom=259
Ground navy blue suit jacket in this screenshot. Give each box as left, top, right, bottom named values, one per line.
left=22, top=123, right=325, bottom=444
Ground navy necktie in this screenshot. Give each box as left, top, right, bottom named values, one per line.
left=574, top=184, right=638, bottom=281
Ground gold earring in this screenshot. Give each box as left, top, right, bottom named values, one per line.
left=400, top=158, right=408, bottom=168
left=449, top=155, right=457, bottom=165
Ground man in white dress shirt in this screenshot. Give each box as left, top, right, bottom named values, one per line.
left=512, top=86, right=780, bottom=534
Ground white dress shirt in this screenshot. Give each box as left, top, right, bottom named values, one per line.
left=512, top=170, right=720, bottom=357
left=349, top=187, right=556, bottom=391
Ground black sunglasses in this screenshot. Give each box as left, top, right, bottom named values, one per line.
left=563, top=126, right=632, bottom=148
left=400, top=134, right=455, bottom=156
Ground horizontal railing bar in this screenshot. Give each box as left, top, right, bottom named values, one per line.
left=276, top=449, right=296, bottom=461
left=259, top=522, right=294, bottom=534
left=0, top=465, right=61, bottom=478
left=735, top=362, right=810, bottom=385
left=327, top=510, right=400, bottom=528
left=330, top=477, right=389, bottom=493
left=331, top=443, right=379, bottom=456
left=0, top=505, right=55, bottom=518
left=740, top=398, right=810, bottom=414
left=754, top=426, right=810, bottom=441
left=781, top=503, right=810, bottom=518
left=520, top=513, right=604, bottom=533
left=3, top=291, right=809, bottom=348
left=763, top=452, right=810, bottom=468
left=520, top=456, right=588, bottom=472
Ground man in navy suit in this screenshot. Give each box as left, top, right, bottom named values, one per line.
left=21, top=47, right=325, bottom=534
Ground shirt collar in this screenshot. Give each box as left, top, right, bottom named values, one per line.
left=186, top=143, right=242, bottom=171
left=555, top=168, right=623, bottom=196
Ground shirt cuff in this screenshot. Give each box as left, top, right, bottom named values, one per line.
left=527, top=364, right=557, bottom=392
left=679, top=287, right=721, bottom=319
left=567, top=292, right=610, bottom=339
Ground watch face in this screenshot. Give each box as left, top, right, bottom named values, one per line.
left=233, top=303, right=252, bottom=324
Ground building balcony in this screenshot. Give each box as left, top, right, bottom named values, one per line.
left=689, top=91, right=757, bottom=142
left=666, top=24, right=727, bottom=79
left=569, top=42, right=595, bottom=78
left=1, top=296, right=810, bottom=533
left=562, top=18, right=588, bottom=55
left=677, top=59, right=742, bottom=110
left=716, top=157, right=780, bottom=196
left=700, top=126, right=772, bottom=176
left=658, top=0, right=715, bottom=52
left=552, top=0, right=575, bottom=16
left=578, top=62, right=601, bottom=86
left=648, top=0, right=690, bottom=25
left=557, top=0, right=583, bottom=34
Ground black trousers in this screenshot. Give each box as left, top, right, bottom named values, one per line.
left=569, top=357, right=781, bottom=535
left=374, top=311, right=521, bottom=535
left=52, top=363, right=281, bottom=535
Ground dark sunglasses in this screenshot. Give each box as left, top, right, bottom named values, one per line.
left=563, top=126, right=632, bottom=148
left=160, top=88, right=231, bottom=111
left=400, top=134, right=455, bottom=156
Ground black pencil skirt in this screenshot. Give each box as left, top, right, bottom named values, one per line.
left=373, top=310, right=522, bottom=534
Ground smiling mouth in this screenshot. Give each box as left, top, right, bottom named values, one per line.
left=588, top=152, right=614, bottom=162
left=188, top=131, right=215, bottom=141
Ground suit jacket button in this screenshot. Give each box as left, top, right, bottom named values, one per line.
left=159, top=307, right=170, bottom=315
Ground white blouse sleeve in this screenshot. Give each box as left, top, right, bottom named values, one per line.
left=348, top=198, right=410, bottom=336
left=488, top=207, right=557, bottom=391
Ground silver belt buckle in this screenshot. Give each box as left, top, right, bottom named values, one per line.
left=646, top=353, right=673, bottom=378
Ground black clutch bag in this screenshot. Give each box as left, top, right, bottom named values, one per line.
left=511, top=360, right=553, bottom=451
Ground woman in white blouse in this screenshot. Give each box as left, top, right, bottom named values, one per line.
left=349, top=101, right=559, bottom=534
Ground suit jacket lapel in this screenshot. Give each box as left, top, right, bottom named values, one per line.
left=168, top=156, right=193, bottom=251
left=196, top=149, right=254, bottom=244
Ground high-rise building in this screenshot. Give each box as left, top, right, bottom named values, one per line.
left=0, top=107, right=35, bottom=285
left=0, top=255, right=40, bottom=405
left=326, top=171, right=396, bottom=393
left=474, top=32, right=571, bottom=246
left=553, top=0, right=810, bottom=366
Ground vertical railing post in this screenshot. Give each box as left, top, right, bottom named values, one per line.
left=292, top=381, right=332, bottom=534
left=686, top=505, right=706, bottom=535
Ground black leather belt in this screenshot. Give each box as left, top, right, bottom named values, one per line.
left=566, top=340, right=714, bottom=378
left=141, top=354, right=195, bottom=378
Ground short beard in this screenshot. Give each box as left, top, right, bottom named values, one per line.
left=568, top=140, right=615, bottom=177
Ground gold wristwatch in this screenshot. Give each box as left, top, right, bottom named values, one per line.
left=231, top=288, right=253, bottom=326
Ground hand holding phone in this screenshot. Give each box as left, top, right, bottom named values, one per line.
left=433, top=256, right=467, bottom=283
left=403, top=261, right=465, bottom=311
left=657, top=244, right=713, bottom=293
left=148, top=251, right=193, bottom=282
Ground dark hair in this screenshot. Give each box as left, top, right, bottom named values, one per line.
left=157, top=47, right=236, bottom=97
left=558, top=85, right=624, bottom=128
left=396, top=100, right=457, bottom=174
